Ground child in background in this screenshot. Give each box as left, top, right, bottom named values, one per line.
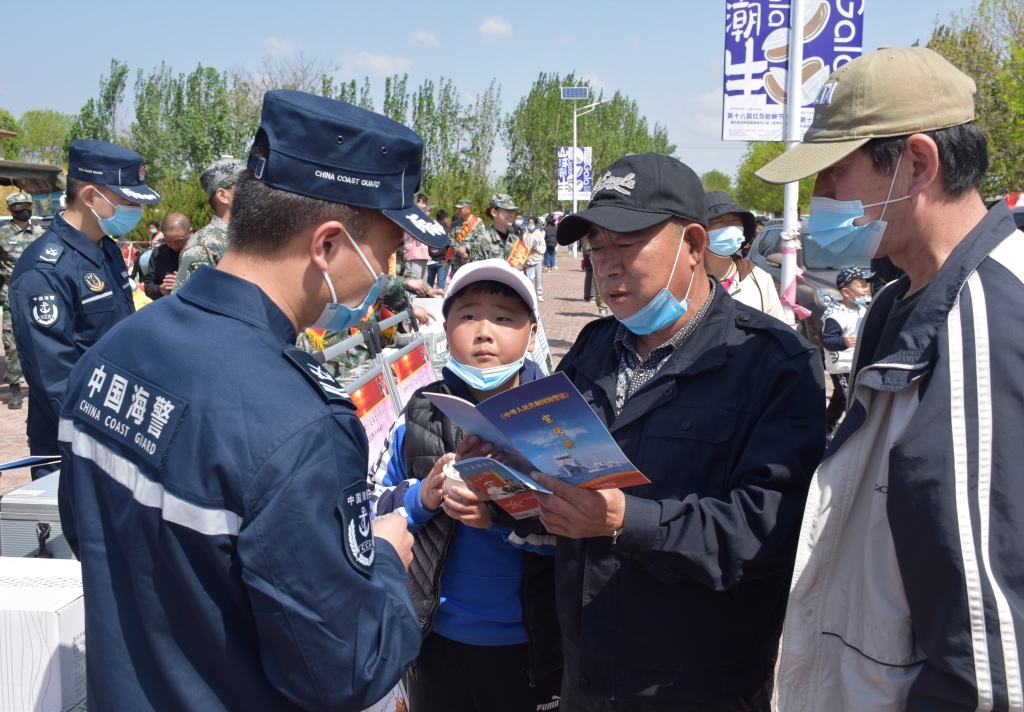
left=821, top=267, right=875, bottom=439
left=371, top=259, right=562, bottom=712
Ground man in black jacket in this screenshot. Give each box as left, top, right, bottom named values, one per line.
left=534, top=153, right=825, bottom=710
left=144, top=212, right=190, bottom=299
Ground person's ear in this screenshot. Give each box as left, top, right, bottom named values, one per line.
left=527, top=322, right=537, bottom=353
left=904, top=133, right=940, bottom=198
left=685, top=223, right=707, bottom=266
left=309, top=220, right=347, bottom=271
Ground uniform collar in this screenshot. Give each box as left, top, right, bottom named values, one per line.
left=48, top=212, right=108, bottom=267
left=209, top=214, right=228, bottom=232
left=176, top=267, right=298, bottom=344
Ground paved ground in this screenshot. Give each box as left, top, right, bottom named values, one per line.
left=0, top=253, right=600, bottom=496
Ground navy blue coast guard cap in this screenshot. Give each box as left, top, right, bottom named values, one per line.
left=248, top=90, right=448, bottom=248
left=67, top=140, right=161, bottom=204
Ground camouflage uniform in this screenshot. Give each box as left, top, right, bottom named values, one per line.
left=447, top=213, right=488, bottom=274
left=173, top=156, right=244, bottom=294
left=172, top=215, right=228, bottom=293
left=1, top=196, right=44, bottom=388
left=472, top=193, right=520, bottom=264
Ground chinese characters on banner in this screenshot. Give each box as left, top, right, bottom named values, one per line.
left=722, top=0, right=865, bottom=141
left=351, top=370, right=398, bottom=469
left=557, top=147, right=593, bottom=201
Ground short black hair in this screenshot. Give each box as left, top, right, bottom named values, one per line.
left=416, top=192, right=429, bottom=204
left=866, top=122, right=988, bottom=197
left=436, top=209, right=449, bottom=222
left=442, top=280, right=536, bottom=324
left=148, top=220, right=159, bottom=228
left=65, top=176, right=86, bottom=203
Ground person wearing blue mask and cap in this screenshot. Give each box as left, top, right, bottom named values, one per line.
left=489, top=152, right=825, bottom=711
left=8, top=139, right=161, bottom=479
left=703, top=191, right=784, bottom=320
left=56, top=90, right=444, bottom=712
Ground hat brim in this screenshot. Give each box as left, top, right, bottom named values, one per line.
left=556, top=206, right=673, bottom=245
left=443, top=258, right=538, bottom=315
left=107, top=184, right=162, bottom=205
left=383, top=205, right=449, bottom=248
left=755, top=138, right=871, bottom=185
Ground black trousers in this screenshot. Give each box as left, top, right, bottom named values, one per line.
left=409, top=632, right=562, bottom=712
left=826, top=372, right=850, bottom=435
left=560, top=670, right=773, bottom=712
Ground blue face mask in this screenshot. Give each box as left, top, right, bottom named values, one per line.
left=807, top=152, right=910, bottom=262
left=853, top=296, right=871, bottom=306
left=90, top=190, right=143, bottom=236
left=310, top=229, right=387, bottom=332
left=619, top=226, right=696, bottom=336
left=446, top=337, right=531, bottom=391
left=706, top=225, right=744, bottom=257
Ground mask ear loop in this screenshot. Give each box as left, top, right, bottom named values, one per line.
left=322, top=226, right=381, bottom=304
left=665, top=225, right=697, bottom=302
left=863, top=151, right=907, bottom=222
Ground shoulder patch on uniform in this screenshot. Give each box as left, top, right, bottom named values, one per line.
left=72, top=358, right=188, bottom=468
left=338, top=479, right=374, bottom=577
left=30, top=293, right=61, bottom=327
left=283, top=348, right=351, bottom=405
left=38, top=242, right=64, bottom=264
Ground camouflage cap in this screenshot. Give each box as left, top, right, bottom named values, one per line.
left=5, top=192, right=32, bottom=207
left=490, top=193, right=519, bottom=211
left=200, top=156, right=246, bottom=198
left=454, top=199, right=472, bottom=209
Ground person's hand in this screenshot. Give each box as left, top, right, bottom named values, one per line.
left=405, top=278, right=428, bottom=296
left=844, top=335, right=857, bottom=348
left=420, top=453, right=454, bottom=511
left=455, top=434, right=502, bottom=462
left=457, top=246, right=469, bottom=259
left=159, top=272, right=177, bottom=296
left=412, top=304, right=435, bottom=325
left=426, top=287, right=444, bottom=298
left=442, top=481, right=492, bottom=529
left=533, top=472, right=626, bottom=540
left=372, top=512, right=414, bottom=570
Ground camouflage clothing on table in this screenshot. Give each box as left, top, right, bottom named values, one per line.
left=172, top=215, right=228, bottom=293
left=0, top=220, right=44, bottom=385
left=447, top=214, right=488, bottom=274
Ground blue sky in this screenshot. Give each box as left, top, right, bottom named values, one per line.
left=4, top=0, right=971, bottom=180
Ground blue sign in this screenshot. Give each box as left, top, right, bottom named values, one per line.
left=722, top=0, right=865, bottom=141
left=557, top=147, right=593, bottom=202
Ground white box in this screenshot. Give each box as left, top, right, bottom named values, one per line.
left=0, top=557, right=86, bottom=711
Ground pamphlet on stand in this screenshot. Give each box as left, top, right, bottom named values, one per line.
left=425, top=372, right=649, bottom=519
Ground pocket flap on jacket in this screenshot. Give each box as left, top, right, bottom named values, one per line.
left=646, top=406, right=736, bottom=443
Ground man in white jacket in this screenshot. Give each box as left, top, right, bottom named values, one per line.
left=758, top=47, right=1024, bottom=711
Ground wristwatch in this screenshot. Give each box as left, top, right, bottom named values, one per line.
left=610, top=527, right=623, bottom=546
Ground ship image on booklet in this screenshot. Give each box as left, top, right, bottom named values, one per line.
left=425, top=372, right=649, bottom=519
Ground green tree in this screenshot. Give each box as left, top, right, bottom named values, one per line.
left=382, top=74, right=409, bottom=123
left=0, top=108, right=21, bottom=160
left=19, top=110, right=75, bottom=165
left=66, top=59, right=130, bottom=157
left=701, top=170, right=733, bottom=194
left=734, top=142, right=814, bottom=215
left=928, top=0, right=1024, bottom=194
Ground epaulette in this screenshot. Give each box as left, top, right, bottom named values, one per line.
left=283, top=347, right=352, bottom=405
left=37, top=243, right=64, bottom=265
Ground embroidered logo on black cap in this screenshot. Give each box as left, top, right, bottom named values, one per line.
left=592, top=171, right=636, bottom=197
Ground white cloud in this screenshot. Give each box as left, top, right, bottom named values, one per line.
left=478, top=16, right=513, bottom=39
left=263, top=36, right=299, bottom=59
left=411, top=28, right=441, bottom=49
left=580, top=73, right=611, bottom=96
left=339, top=51, right=413, bottom=77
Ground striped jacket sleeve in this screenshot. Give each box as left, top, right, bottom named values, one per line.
left=889, top=244, right=1024, bottom=711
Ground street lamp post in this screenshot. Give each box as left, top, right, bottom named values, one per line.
left=561, top=87, right=609, bottom=256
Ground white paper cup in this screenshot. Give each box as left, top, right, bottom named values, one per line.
left=443, top=463, right=464, bottom=501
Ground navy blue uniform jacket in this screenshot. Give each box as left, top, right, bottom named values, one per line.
left=9, top=214, right=134, bottom=466
left=57, top=267, right=420, bottom=711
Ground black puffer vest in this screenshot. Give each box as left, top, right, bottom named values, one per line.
left=402, top=367, right=563, bottom=682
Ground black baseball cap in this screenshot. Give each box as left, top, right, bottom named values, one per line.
left=705, top=191, right=756, bottom=241
left=68, top=140, right=161, bottom=204
left=248, top=90, right=448, bottom=248
left=556, top=153, right=706, bottom=245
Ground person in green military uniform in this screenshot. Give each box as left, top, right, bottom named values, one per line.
left=447, top=198, right=488, bottom=274
left=172, top=156, right=245, bottom=293
left=0, top=192, right=44, bottom=408
left=479, top=193, right=522, bottom=264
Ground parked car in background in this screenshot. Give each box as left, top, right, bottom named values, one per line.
left=748, top=220, right=872, bottom=349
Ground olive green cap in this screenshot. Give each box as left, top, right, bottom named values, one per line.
left=756, top=47, right=977, bottom=185
left=5, top=192, right=32, bottom=206
left=489, top=193, right=518, bottom=211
